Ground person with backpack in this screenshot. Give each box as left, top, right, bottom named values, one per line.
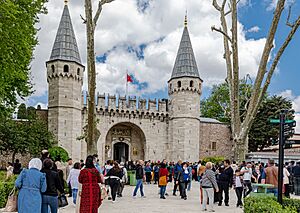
left=176, top=162, right=190, bottom=200
left=173, top=160, right=182, bottom=196
left=153, top=163, right=160, bottom=184
left=106, top=162, right=123, bottom=203
left=144, top=162, right=152, bottom=184
left=133, top=160, right=146, bottom=198
left=117, top=162, right=128, bottom=197
left=158, top=163, right=169, bottom=199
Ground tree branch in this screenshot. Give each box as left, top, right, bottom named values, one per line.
left=241, top=0, right=286, bottom=135
left=93, top=0, right=115, bottom=29
left=286, top=5, right=294, bottom=27
left=211, top=26, right=232, bottom=42
left=80, top=14, right=87, bottom=24
left=212, top=0, right=222, bottom=11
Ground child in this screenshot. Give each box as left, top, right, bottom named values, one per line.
left=233, top=169, right=244, bottom=208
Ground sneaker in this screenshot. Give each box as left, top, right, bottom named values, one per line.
left=173, top=193, right=177, bottom=196
left=112, top=200, right=116, bottom=203
left=218, top=203, right=222, bottom=206
left=184, top=197, right=187, bottom=200
left=208, top=210, right=215, bottom=212
left=165, top=193, right=169, bottom=196
left=108, top=197, right=112, bottom=200
left=201, top=209, right=207, bottom=212
left=225, top=203, right=229, bottom=206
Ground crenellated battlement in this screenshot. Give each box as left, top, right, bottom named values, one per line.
left=82, top=92, right=169, bottom=116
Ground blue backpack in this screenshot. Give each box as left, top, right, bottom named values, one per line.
left=183, top=172, right=189, bottom=181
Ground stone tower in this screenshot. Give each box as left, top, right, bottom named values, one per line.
left=46, top=3, right=84, bottom=161
left=168, top=15, right=202, bottom=162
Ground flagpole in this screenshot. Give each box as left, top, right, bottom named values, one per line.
left=126, top=70, right=128, bottom=97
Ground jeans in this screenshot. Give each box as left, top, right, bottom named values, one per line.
left=294, top=177, right=300, bottom=195
left=72, top=189, right=78, bottom=204
left=202, top=187, right=214, bottom=211
left=187, top=180, right=191, bottom=191
left=235, top=187, right=243, bottom=206
left=41, top=195, right=58, bottom=213
left=133, top=179, right=144, bottom=197
left=243, top=180, right=252, bottom=198
left=179, top=182, right=187, bottom=198
left=267, top=188, right=278, bottom=197
left=218, top=183, right=229, bottom=204
left=160, top=186, right=166, bottom=198
left=145, top=172, right=152, bottom=183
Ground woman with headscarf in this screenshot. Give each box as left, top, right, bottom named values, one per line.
left=15, top=158, right=47, bottom=213
left=79, top=155, right=104, bottom=213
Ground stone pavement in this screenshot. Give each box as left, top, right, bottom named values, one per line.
left=60, top=181, right=243, bottom=213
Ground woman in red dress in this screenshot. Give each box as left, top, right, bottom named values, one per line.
left=79, top=155, right=103, bottom=213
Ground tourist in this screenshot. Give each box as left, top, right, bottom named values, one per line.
left=187, top=162, right=193, bottom=191
left=158, top=163, right=168, bottom=199
left=262, top=159, right=278, bottom=196
left=41, top=158, right=65, bottom=213
left=233, top=169, right=243, bottom=208
left=167, top=162, right=174, bottom=183
left=258, top=162, right=265, bottom=183
left=293, top=161, right=300, bottom=195
left=176, top=162, right=190, bottom=200
left=217, top=159, right=233, bottom=206
left=80, top=159, right=85, bottom=169
left=117, top=162, right=128, bottom=197
left=104, top=160, right=113, bottom=200
left=6, top=162, right=13, bottom=179
left=144, top=161, right=152, bottom=184
left=66, top=158, right=73, bottom=197
left=200, top=162, right=219, bottom=212
left=67, top=162, right=81, bottom=204
left=13, top=159, right=22, bottom=174
left=133, top=160, right=146, bottom=198
left=283, top=162, right=291, bottom=198
left=173, top=160, right=183, bottom=196
left=231, top=161, right=238, bottom=174
left=93, top=154, right=102, bottom=173
left=106, top=162, right=123, bottom=202
left=153, top=163, right=160, bottom=184
left=15, top=158, right=47, bottom=213
left=41, top=150, right=50, bottom=164
left=197, top=160, right=206, bottom=181
left=79, top=155, right=104, bottom=213
left=241, top=162, right=253, bottom=198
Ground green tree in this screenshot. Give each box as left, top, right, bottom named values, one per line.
left=17, top=103, right=27, bottom=119
left=201, top=81, right=294, bottom=151
left=0, top=0, right=47, bottom=117
left=0, top=118, right=55, bottom=162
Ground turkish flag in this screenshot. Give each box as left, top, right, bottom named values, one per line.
left=127, top=74, right=133, bottom=83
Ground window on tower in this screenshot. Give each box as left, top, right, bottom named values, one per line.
left=64, top=65, right=69, bottom=73
left=51, top=65, right=55, bottom=73
left=77, top=68, right=80, bottom=75
left=190, top=80, right=194, bottom=87
left=177, top=81, right=181, bottom=88
left=211, top=142, right=217, bottom=151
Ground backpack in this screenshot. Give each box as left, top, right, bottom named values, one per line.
left=183, top=172, right=189, bottom=182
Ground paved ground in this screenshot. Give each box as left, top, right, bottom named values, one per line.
left=60, top=181, right=243, bottom=213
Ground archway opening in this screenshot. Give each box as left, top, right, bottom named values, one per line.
left=113, top=142, right=129, bottom=163
left=105, top=122, right=146, bottom=162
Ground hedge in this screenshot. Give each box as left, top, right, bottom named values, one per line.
left=201, top=156, right=225, bottom=165
left=283, top=197, right=300, bottom=213
left=0, top=175, right=17, bottom=208
left=244, top=196, right=297, bottom=213
left=48, top=146, right=69, bottom=162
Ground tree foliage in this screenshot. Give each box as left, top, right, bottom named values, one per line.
left=201, top=81, right=294, bottom=151
left=0, top=0, right=47, bottom=117
left=0, top=117, right=55, bottom=161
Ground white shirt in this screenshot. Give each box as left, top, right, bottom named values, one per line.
left=283, top=167, right=290, bottom=185
left=241, top=167, right=252, bottom=181
left=67, top=168, right=80, bottom=189
left=235, top=176, right=242, bottom=187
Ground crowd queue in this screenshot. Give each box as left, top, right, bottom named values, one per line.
left=6, top=151, right=300, bottom=213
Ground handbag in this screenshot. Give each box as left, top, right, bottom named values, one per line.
left=4, top=187, right=18, bottom=212
left=58, top=194, right=68, bottom=208
left=159, top=176, right=167, bottom=186
left=100, top=184, right=108, bottom=200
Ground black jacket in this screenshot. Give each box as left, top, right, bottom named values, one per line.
left=135, top=164, right=144, bottom=179
left=41, top=168, right=64, bottom=196
left=218, top=166, right=234, bottom=186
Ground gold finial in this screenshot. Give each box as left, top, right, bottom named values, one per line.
left=184, top=10, right=188, bottom=27
left=64, top=0, right=68, bottom=5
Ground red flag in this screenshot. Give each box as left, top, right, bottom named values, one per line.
left=127, top=74, right=133, bottom=83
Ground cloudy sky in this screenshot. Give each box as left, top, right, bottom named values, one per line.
left=27, top=0, right=300, bottom=132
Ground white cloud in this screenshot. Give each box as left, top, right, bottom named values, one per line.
left=247, top=26, right=260, bottom=33
left=29, top=0, right=267, bottom=102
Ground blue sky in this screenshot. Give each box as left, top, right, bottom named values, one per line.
left=28, top=0, right=300, bottom=130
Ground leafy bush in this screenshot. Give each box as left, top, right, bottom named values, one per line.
left=48, top=146, right=69, bottom=162
left=283, top=197, right=300, bottom=213
left=202, top=156, right=225, bottom=165
left=0, top=175, right=17, bottom=208
left=244, top=196, right=297, bottom=213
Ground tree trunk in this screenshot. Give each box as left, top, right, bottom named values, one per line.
left=233, top=136, right=248, bottom=162
left=85, top=0, right=97, bottom=155
left=12, top=151, right=16, bottom=163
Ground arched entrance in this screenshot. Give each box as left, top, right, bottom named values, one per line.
left=113, top=142, right=129, bottom=162
left=105, top=122, right=146, bottom=162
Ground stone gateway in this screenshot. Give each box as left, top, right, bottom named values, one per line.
left=46, top=4, right=233, bottom=163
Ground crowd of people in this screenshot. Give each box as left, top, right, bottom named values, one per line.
left=6, top=153, right=300, bottom=213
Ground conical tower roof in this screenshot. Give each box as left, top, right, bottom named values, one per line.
left=48, top=4, right=82, bottom=64
left=170, top=16, right=200, bottom=80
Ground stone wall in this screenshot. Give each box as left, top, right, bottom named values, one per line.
left=199, top=121, right=233, bottom=159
